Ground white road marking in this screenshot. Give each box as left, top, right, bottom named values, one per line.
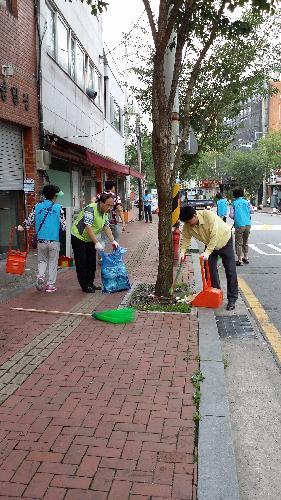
left=251, top=225, right=281, bottom=230
left=248, top=244, right=268, bottom=254
left=266, top=244, right=281, bottom=253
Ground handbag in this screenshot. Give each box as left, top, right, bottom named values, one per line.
left=31, top=202, right=54, bottom=249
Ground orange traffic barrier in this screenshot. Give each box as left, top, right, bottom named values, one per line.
left=192, top=256, right=223, bottom=309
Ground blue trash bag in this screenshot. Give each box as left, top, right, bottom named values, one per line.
left=100, top=246, right=131, bottom=293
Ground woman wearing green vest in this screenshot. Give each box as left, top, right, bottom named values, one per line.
left=71, top=193, right=119, bottom=293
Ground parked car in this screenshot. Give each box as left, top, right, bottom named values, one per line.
left=181, top=198, right=214, bottom=210
left=151, top=197, right=158, bottom=214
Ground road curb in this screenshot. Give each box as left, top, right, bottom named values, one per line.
left=192, top=253, right=240, bottom=500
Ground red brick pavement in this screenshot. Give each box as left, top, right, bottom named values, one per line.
left=0, top=218, right=199, bottom=499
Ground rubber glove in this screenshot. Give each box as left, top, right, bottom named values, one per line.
left=201, top=251, right=209, bottom=261
left=95, top=242, right=103, bottom=251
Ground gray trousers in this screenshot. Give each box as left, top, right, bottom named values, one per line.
left=235, top=226, right=251, bottom=260
left=208, top=236, right=238, bottom=303
left=37, top=241, right=60, bottom=285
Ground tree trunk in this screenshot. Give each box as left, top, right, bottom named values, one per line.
left=151, top=37, right=175, bottom=298
left=152, top=119, right=173, bottom=298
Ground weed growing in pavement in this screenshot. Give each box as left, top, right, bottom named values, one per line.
left=183, top=345, right=191, bottom=362
left=142, top=303, right=191, bottom=313
left=191, top=370, right=205, bottom=428
left=128, top=283, right=192, bottom=313
left=222, top=354, right=230, bottom=369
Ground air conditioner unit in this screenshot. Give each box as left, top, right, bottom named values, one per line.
left=36, top=150, right=51, bottom=170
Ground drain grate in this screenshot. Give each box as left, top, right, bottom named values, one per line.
left=216, top=315, right=256, bottom=339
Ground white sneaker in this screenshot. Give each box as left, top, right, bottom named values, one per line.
left=45, top=285, right=57, bottom=293
left=36, top=276, right=45, bottom=291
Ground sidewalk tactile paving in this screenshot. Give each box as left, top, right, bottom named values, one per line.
left=0, top=219, right=198, bottom=499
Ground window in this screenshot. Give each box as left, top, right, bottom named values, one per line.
left=57, top=17, right=68, bottom=72
left=104, top=76, right=108, bottom=117
left=5, top=0, right=17, bottom=15
left=87, top=64, right=102, bottom=105
left=70, top=36, right=76, bottom=80
left=75, top=43, right=84, bottom=89
left=46, top=4, right=55, bottom=58
left=5, top=0, right=12, bottom=12
left=111, top=97, right=122, bottom=132
left=88, top=64, right=95, bottom=91
left=95, top=69, right=102, bottom=106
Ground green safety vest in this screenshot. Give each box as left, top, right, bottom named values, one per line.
left=71, top=203, right=108, bottom=242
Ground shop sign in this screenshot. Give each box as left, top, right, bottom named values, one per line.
left=0, top=79, right=29, bottom=111
left=23, top=178, right=35, bottom=193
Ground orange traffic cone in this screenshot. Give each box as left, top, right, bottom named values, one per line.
left=192, top=256, right=223, bottom=309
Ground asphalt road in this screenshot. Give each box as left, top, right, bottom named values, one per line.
left=235, top=211, right=281, bottom=332
left=218, top=210, right=281, bottom=500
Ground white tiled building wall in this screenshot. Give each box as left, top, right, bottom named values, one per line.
left=40, top=0, right=125, bottom=162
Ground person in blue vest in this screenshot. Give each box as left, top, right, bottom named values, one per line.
left=143, top=189, right=153, bottom=223
left=216, top=192, right=228, bottom=222
left=18, top=184, right=66, bottom=292
left=230, top=188, right=254, bottom=266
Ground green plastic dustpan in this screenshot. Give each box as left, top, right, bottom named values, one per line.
left=92, top=307, right=136, bottom=324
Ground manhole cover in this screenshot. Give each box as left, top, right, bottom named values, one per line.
left=216, top=315, right=256, bottom=339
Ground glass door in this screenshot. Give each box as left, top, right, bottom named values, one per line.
left=0, top=190, right=20, bottom=257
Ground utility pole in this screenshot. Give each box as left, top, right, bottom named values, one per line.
left=136, top=114, right=143, bottom=220
left=123, top=32, right=130, bottom=211
left=261, top=95, right=269, bottom=207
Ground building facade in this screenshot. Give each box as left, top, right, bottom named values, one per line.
left=0, top=0, right=40, bottom=255
left=38, top=0, right=142, bottom=236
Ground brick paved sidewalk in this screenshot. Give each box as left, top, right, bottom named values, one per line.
left=0, top=218, right=199, bottom=499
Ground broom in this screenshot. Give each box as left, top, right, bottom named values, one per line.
left=11, top=307, right=136, bottom=324
left=169, top=260, right=184, bottom=296
left=92, top=307, right=136, bottom=324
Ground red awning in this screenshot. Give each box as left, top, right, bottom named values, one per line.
left=86, top=150, right=129, bottom=176
left=129, top=167, right=145, bottom=180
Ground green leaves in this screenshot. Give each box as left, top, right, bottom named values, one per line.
left=68, top=0, right=108, bottom=16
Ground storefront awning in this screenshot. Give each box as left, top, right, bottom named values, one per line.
left=86, top=150, right=145, bottom=180
left=48, top=134, right=145, bottom=180
left=129, top=167, right=145, bottom=180
left=86, top=150, right=129, bottom=175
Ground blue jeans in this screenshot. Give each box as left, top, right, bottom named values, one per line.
left=144, top=205, right=152, bottom=222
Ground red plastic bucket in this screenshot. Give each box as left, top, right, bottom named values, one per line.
left=6, top=227, right=28, bottom=275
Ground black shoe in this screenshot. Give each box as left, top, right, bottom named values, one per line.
left=145, top=221, right=148, bottom=223
left=226, top=302, right=236, bottom=311
left=82, top=286, right=95, bottom=293
left=242, top=258, right=249, bottom=264
left=92, top=284, right=102, bottom=291
left=236, top=261, right=243, bottom=266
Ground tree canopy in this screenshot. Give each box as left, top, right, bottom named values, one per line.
left=77, top=0, right=281, bottom=296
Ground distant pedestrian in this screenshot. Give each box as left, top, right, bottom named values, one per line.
left=230, top=188, right=254, bottom=266
left=179, top=206, right=238, bottom=311
left=143, top=189, right=153, bottom=223
left=96, top=181, right=126, bottom=247
left=216, top=192, right=228, bottom=222
left=17, top=184, right=66, bottom=293
left=71, top=193, right=119, bottom=293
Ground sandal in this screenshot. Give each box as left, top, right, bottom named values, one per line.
left=236, top=261, right=243, bottom=266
